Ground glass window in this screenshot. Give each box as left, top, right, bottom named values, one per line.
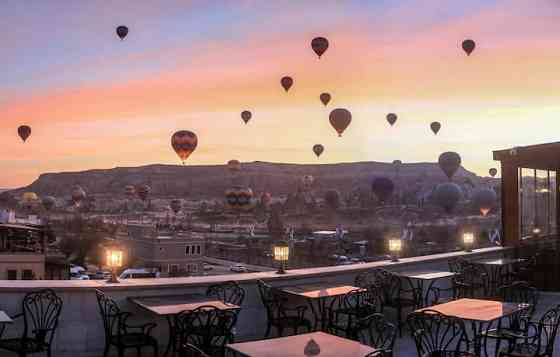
left=7, top=270, right=17, bottom=280
left=519, top=168, right=557, bottom=239
left=185, top=245, right=190, bottom=255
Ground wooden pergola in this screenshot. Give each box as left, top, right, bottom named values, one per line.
left=493, top=142, right=560, bottom=247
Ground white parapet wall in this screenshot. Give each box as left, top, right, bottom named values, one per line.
left=0, top=247, right=507, bottom=356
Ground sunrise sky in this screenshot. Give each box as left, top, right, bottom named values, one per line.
left=1, top=0, right=560, bottom=187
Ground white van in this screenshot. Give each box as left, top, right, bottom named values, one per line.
left=119, top=268, right=158, bottom=279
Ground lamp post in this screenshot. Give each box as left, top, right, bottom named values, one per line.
left=463, top=232, right=474, bottom=252
left=106, top=244, right=123, bottom=283
left=388, top=238, right=402, bottom=262
left=532, top=227, right=541, bottom=238
left=274, top=240, right=289, bottom=274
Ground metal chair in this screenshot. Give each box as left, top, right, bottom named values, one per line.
left=353, top=313, right=397, bottom=357
left=374, top=269, right=420, bottom=337
left=256, top=280, right=312, bottom=337
left=448, top=258, right=489, bottom=297
left=407, top=310, right=474, bottom=357
left=177, top=343, right=210, bottom=357
left=498, top=304, right=560, bottom=357
left=0, top=289, right=63, bottom=357
left=174, top=305, right=237, bottom=357
left=325, top=288, right=380, bottom=338
left=206, top=281, right=245, bottom=308
left=95, top=289, right=158, bottom=357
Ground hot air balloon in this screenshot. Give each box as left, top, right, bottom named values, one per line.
left=393, top=160, right=402, bottom=167
left=324, top=190, right=340, bottom=211
left=170, top=199, right=182, bottom=215
left=386, top=113, right=398, bottom=126
left=125, top=185, right=136, bottom=198
left=18, top=125, right=31, bottom=142
left=281, top=76, right=293, bottom=92
left=71, top=185, right=86, bottom=206
left=225, top=186, right=254, bottom=212
left=302, top=175, right=314, bottom=190
left=438, top=152, right=462, bottom=180
left=260, top=192, right=272, bottom=207
left=171, top=130, right=198, bottom=164
left=21, top=192, right=39, bottom=210
left=432, top=183, right=462, bottom=213
left=311, top=37, right=329, bottom=58
left=227, top=160, right=241, bottom=173
left=462, top=39, right=476, bottom=56
left=42, top=196, right=56, bottom=211
left=116, top=25, right=128, bottom=40
left=472, top=188, right=497, bottom=216
left=371, top=177, right=395, bottom=204
left=313, top=144, right=324, bottom=158
left=489, top=168, right=498, bottom=177
left=329, top=108, right=352, bottom=137
left=241, top=110, right=252, bottom=124
left=430, top=122, right=441, bottom=135
left=320, top=93, right=331, bottom=106
left=137, top=184, right=151, bottom=202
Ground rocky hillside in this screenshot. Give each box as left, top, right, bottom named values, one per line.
left=4, top=161, right=490, bottom=199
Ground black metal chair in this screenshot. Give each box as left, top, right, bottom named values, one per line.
left=449, top=258, right=489, bottom=297
left=374, top=269, right=420, bottom=337
left=325, top=288, right=380, bottom=338
left=206, top=281, right=245, bottom=309
left=498, top=304, right=560, bottom=357
left=0, top=289, right=63, bottom=357
left=256, top=279, right=312, bottom=337
left=407, top=310, right=474, bottom=357
left=95, top=289, right=158, bottom=357
left=177, top=343, right=210, bottom=357
left=174, top=305, right=237, bottom=357
left=353, top=313, right=397, bottom=357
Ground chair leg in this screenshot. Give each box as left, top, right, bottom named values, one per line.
left=277, top=326, right=284, bottom=337
left=264, top=323, right=271, bottom=338
left=397, top=305, right=403, bottom=337
left=137, top=346, right=142, bottom=357
left=118, top=347, right=125, bottom=357
left=153, top=342, right=158, bottom=357
left=103, top=344, right=110, bottom=357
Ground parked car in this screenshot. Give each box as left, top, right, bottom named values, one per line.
left=119, top=268, right=158, bottom=279
left=229, top=264, right=248, bottom=273
left=203, top=263, right=213, bottom=271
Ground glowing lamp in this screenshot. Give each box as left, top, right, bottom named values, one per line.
left=388, top=238, right=402, bottom=262
left=274, top=240, right=289, bottom=274
left=106, top=244, right=123, bottom=283
left=463, top=232, right=475, bottom=252
left=532, top=227, right=541, bottom=238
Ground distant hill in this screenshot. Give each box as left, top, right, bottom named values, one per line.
left=3, top=161, right=490, bottom=199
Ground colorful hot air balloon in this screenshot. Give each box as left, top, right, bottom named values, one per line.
left=472, top=188, right=497, bottom=216
left=241, top=111, right=252, bottom=124
left=371, top=177, right=395, bottom=204
left=281, top=76, right=293, bottom=92
left=170, top=199, right=182, bottom=215
left=42, top=196, right=56, bottom=211
left=462, top=39, right=476, bottom=56
left=171, top=130, right=198, bottom=164
left=329, top=108, right=352, bottom=137
left=489, top=168, right=498, bottom=177
left=225, top=186, right=254, bottom=212
left=125, top=185, right=136, bottom=198
left=386, top=113, right=397, bottom=126
left=311, top=37, right=329, bottom=58
left=430, top=122, right=441, bottom=135
left=312, top=144, right=324, bottom=158
left=227, top=160, right=241, bottom=173
left=438, top=152, right=462, bottom=180
left=137, top=184, right=151, bottom=202
left=320, top=93, right=331, bottom=106
left=18, top=125, right=31, bottom=142
left=21, top=192, right=39, bottom=210
left=432, top=183, right=462, bottom=213
left=71, top=185, right=86, bottom=206
left=116, top=25, right=128, bottom=40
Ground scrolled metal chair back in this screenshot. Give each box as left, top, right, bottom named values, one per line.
left=256, top=279, right=285, bottom=320
left=206, top=281, right=245, bottom=307
left=355, top=270, right=379, bottom=289
left=498, top=281, right=539, bottom=316
left=355, top=313, right=397, bottom=356
left=95, top=289, right=122, bottom=339
left=178, top=343, right=210, bottom=357
left=22, top=289, right=63, bottom=347
left=533, top=305, right=560, bottom=355
left=175, top=305, right=237, bottom=355
left=407, top=310, right=469, bottom=356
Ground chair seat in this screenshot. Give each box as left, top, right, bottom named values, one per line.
left=499, top=343, right=539, bottom=357
left=0, top=338, right=48, bottom=353
left=111, top=333, right=157, bottom=347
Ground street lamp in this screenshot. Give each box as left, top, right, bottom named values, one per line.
left=463, top=232, right=475, bottom=252
left=106, top=244, right=123, bottom=283
left=388, top=238, right=402, bottom=262
left=274, top=240, right=289, bottom=274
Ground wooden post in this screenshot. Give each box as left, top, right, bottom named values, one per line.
left=501, top=163, right=520, bottom=247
